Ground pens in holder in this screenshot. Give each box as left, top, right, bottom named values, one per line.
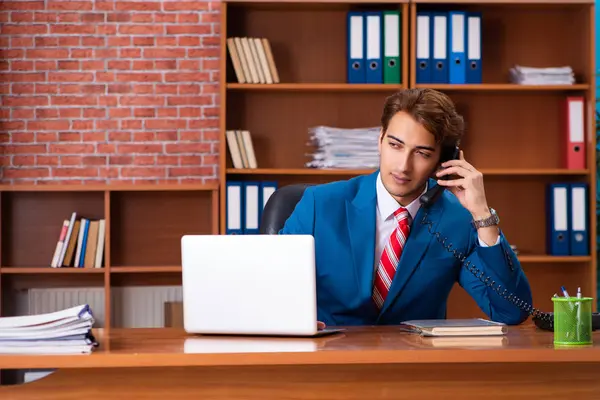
left=561, top=286, right=574, bottom=311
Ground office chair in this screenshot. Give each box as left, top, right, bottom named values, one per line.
left=259, top=183, right=313, bottom=234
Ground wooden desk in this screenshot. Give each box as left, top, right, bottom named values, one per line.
left=1, top=324, right=600, bottom=399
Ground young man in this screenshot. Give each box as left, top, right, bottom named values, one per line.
left=279, top=88, right=533, bottom=327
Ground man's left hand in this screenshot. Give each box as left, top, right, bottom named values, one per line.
left=435, top=150, right=490, bottom=219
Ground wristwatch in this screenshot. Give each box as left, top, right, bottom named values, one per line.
left=471, top=207, right=499, bottom=229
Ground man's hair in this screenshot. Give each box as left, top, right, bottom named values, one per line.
left=380, top=88, right=464, bottom=148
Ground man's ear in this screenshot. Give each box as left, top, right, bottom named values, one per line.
left=378, top=129, right=384, bottom=154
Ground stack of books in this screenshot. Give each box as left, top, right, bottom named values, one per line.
left=0, top=304, right=98, bottom=354
left=305, top=126, right=381, bottom=169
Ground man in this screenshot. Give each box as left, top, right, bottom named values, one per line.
left=279, top=88, right=533, bottom=327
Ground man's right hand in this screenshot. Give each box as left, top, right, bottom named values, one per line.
left=317, top=321, right=326, bottom=330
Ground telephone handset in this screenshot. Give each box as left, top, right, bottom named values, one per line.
left=419, top=144, right=556, bottom=329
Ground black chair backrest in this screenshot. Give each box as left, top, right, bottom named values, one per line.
left=259, top=184, right=313, bottom=234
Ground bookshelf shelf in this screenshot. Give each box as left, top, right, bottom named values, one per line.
left=414, top=84, right=591, bottom=91
left=220, top=0, right=597, bottom=321
left=0, top=267, right=105, bottom=274
left=110, top=266, right=182, bottom=273
left=0, top=183, right=219, bottom=330
left=227, top=83, right=408, bottom=91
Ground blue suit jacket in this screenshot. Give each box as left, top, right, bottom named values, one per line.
left=279, top=171, right=533, bottom=326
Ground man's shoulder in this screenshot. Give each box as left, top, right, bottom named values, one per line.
left=306, top=173, right=370, bottom=202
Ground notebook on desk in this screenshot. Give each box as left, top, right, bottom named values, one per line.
left=399, top=318, right=507, bottom=337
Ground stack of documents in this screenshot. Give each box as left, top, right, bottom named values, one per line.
left=0, top=304, right=98, bottom=354
left=305, top=126, right=381, bottom=169
left=509, top=65, right=575, bottom=85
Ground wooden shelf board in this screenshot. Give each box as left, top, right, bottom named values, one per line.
left=411, top=0, right=593, bottom=4
left=227, top=83, right=406, bottom=91
left=414, top=84, right=590, bottom=91
left=109, top=266, right=182, bottom=273
left=518, top=256, right=591, bottom=263
left=0, top=267, right=105, bottom=274
left=227, top=168, right=589, bottom=176
left=0, top=183, right=219, bottom=192
left=227, top=84, right=590, bottom=92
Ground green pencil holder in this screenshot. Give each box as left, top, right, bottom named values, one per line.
left=552, top=297, right=593, bottom=345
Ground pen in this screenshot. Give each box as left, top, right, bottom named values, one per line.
left=577, top=287, right=581, bottom=299
left=561, top=286, right=570, bottom=298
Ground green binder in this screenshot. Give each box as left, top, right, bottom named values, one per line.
left=383, top=10, right=401, bottom=84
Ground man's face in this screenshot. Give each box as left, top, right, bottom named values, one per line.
left=377, top=111, right=441, bottom=205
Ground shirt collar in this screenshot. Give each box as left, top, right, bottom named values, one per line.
left=376, top=172, right=427, bottom=222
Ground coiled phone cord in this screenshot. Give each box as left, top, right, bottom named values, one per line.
left=420, top=211, right=554, bottom=326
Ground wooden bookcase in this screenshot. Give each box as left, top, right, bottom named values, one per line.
left=219, top=0, right=597, bottom=318
left=0, top=183, right=219, bottom=331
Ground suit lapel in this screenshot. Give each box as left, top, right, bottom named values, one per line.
left=379, top=182, right=445, bottom=318
left=346, top=171, right=378, bottom=300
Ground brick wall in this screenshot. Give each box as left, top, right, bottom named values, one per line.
left=0, top=0, right=220, bottom=184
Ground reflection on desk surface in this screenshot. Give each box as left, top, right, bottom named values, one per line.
left=1, top=324, right=600, bottom=370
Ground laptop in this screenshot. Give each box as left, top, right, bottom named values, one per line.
left=180, top=234, right=343, bottom=337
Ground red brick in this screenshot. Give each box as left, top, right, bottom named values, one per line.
left=48, top=1, right=93, bottom=10
left=53, top=167, right=99, bottom=177
left=60, top=155, right=83, bottom=165
left=166, top=25, right=211, bottom=35
left=4, top=168, right=49, bottom=178
left=165, top=143, right=210, bottom=154
left=37, top=155, right=60, bottom=166
left=133, top=155, right=156, bottom=165
left=12, top=155, right=35, bottom=165
left=12, top=132, right=34, bottom=142
left=168, top=166, right=213, bottom=177
left=27, top=120, right=71, bottom=131
left=83, top=155, right=107, bottom=165
left=133, top=132, right=155, bottom=141
left=36, top=133, right=59, bottom=142
left=119, top=25, right=164, bottom=35
left=49, top=144, right=95, bottom=154
left=121, top=166, right=166, bottom=178
left=0, top=1, right=45, bottom=11
left=117, top=143, right=163, bottom=154
left=59, top=132, right=82, bottom=141
left=164, top=2, right=209, bottom=11
left=109, top=155, right=132, bottom=165
left=145, top=119, right=187, bottom=130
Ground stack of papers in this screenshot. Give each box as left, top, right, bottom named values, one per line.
left=0, top=304, right=98, bottom=354
left=305, top=126, right=381, bottom=169
left=509, top=65, right=575, bottom=85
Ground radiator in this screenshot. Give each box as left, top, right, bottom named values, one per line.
left=26, top=286, right=182, bottom=328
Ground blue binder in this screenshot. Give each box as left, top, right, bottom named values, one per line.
left=431, top=11, right=448, bottom=83
left=466, top=12, right=482, bottom=84
left=258, top=181, right=278, bottom=231
left=243, top=181, right=261, bottom=234
left=347, top=11, right=365, bottom=83
left=448, top=11, right=466, bottom=84
left=547, top=183, right=570, bottom=256
left=226, top=181, right=244, bottom=235
left=569, top=183, right=589, bottom=255
left=416, top=11, right=431, bottom=84
left=365, top=11, right=383, bottom=83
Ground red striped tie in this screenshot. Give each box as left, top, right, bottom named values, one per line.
left=372, top=207, right=410, bottom=310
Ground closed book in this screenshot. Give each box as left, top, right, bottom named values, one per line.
left=399, top=318, right=507, bottom=337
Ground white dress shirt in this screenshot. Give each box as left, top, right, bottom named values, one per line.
left=374, top=172, right=498, bottom=271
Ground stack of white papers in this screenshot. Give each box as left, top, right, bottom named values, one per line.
left=305, top=126, right=381, bottom=169
left=0, top=304, right=97, bottom=354
left=509, top=65, right=575, bottom=85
